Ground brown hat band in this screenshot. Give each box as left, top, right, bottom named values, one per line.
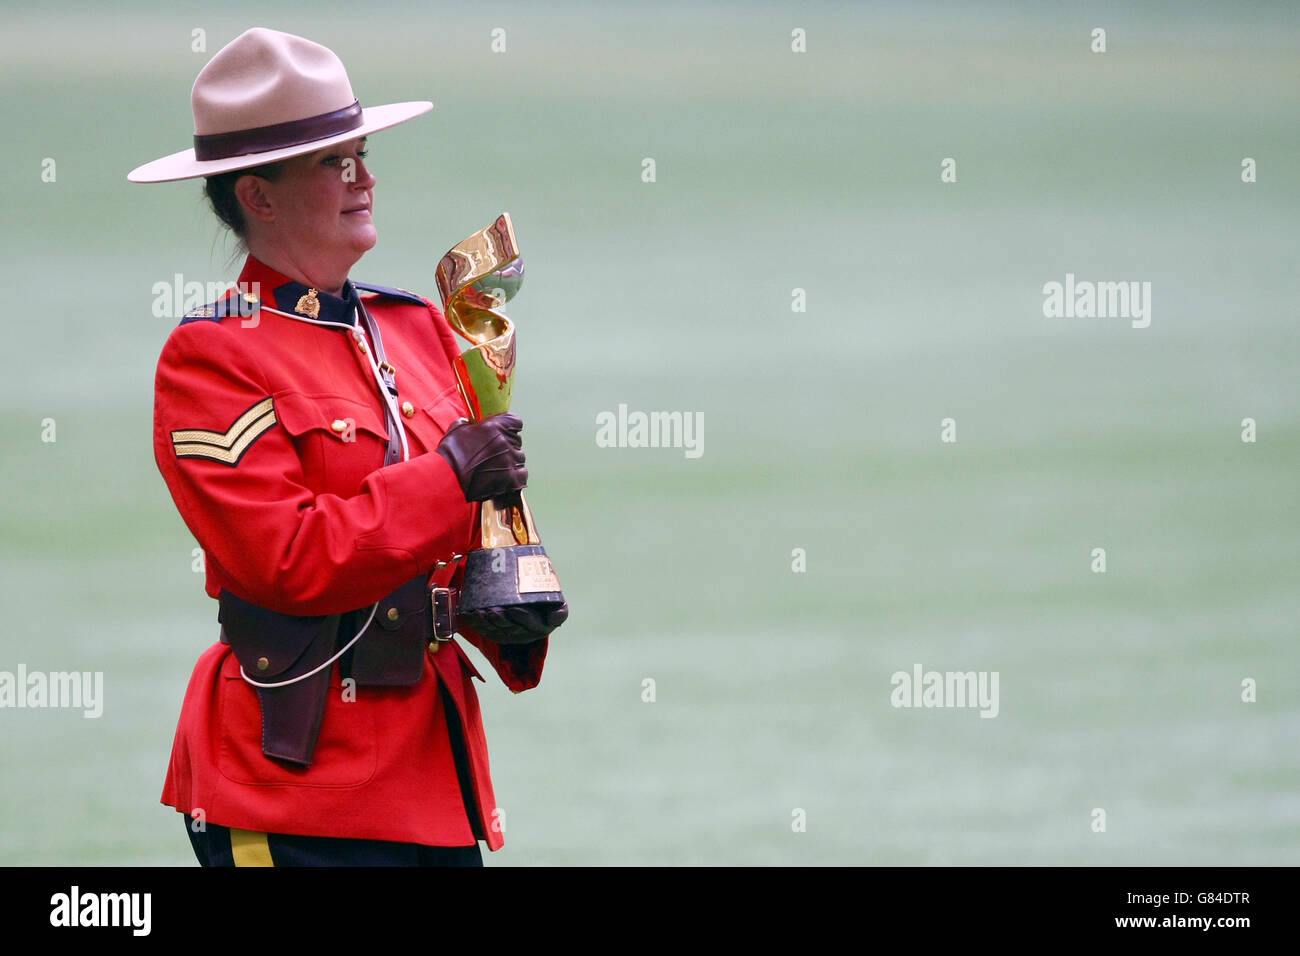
left=193, top=100, right=363, bottom=162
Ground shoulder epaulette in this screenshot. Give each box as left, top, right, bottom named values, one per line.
left=352, top=281, right=427, bottom=307
left=180, top=291, right=261, bottom=326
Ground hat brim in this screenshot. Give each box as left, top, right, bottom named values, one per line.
left=127, top=100, right=433, bottom=183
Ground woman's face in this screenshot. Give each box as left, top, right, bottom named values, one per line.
left=241, top=136, right=378, bottom=286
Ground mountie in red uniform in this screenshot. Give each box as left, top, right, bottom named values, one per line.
left=153, top=254, right=547, bottom=851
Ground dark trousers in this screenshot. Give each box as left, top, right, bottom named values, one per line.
left=184, top=815, right=483, bottom=867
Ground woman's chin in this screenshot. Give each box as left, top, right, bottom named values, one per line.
left=344, top=222, right=379, bottom=253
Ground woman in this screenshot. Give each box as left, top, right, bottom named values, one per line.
left=128, top=27, right=566, bottom=866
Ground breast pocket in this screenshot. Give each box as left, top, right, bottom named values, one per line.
left=397, top=383, right=471, bottom=454
left=273, top=391, right=391, bottom=494
left=422, top=383, right=471, bottom=432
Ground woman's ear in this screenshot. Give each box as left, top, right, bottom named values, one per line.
left=235, top=174, right=276, bottom=224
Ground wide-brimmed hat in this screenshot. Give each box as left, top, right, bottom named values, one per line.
left=127, top=27, right=431, bottom=183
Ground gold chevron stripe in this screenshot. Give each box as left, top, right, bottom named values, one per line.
left=171, top=397, right=275, bottom=447
left=174, top=410, right=277, bottom=464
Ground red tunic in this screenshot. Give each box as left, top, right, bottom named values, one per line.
left=153, top=255, right=546, bottom=851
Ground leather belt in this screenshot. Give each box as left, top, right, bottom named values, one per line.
left=217, top=573, right=460, bottom=766
left=217, top=582, right=458, bottom=651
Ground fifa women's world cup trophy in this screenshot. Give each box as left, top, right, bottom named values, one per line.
left=435, top=213, right=566, bottom=629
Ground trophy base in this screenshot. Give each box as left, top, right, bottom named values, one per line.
left=457, top=544, right=565, bottom=617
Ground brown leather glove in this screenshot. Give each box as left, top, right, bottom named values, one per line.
left=460, top=601, right=569, bottom=644
left=435, top=413, right=527, bottom=502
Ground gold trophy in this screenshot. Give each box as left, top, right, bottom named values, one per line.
left=435, top=213, right=564, bottom=621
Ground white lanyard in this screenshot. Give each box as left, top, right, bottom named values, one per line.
left=237, top=297, right=411, bottom=689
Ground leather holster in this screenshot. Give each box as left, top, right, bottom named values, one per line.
left=218, top=573, right=440, bottom=767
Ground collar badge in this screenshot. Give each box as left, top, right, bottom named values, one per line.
left=295, top=288, right=321, bottom=319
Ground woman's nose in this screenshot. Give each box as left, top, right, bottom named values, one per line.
left=352, top=159, right=376, bottom=190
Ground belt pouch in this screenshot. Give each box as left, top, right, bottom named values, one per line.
left=349, top=573, right=431, bottom=687
left=218, top=590, right=341, bottom=767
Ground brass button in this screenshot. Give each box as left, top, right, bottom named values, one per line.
left=427, top=641, right=440, bottom=654
left=256, top=656, right=270, bottom=671
left=357, top=341, right=369, bottom=355
left=401, top=401, right=415, bottom=418
left=434, top=561, right=447, bottom=570
left=386, top=607, right=400, bottom=622
left=331, top=419, right=347, bottom=433
left=243, top=292, right=259, bottom=304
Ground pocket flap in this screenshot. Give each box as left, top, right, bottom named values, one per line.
left=376, top=575, right=432, bottom=632
left=218, top=589, right=340, bottom=678
left=274, top=390, right=389, bottom=441
left=422, top=384, right=471, bottom=434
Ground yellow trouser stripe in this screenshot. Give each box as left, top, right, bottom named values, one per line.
left=230, top=828, right=274, bottom=867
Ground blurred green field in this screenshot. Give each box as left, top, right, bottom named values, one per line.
left=1, top=1, right=1297, bottom=865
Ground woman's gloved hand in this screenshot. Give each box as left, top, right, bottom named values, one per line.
left=434, top=413, right=527, bottom=502
left=459, top=602, right=569, bottom=644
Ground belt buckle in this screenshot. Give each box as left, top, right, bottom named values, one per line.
left=430, top=586, right=455, bottom=642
